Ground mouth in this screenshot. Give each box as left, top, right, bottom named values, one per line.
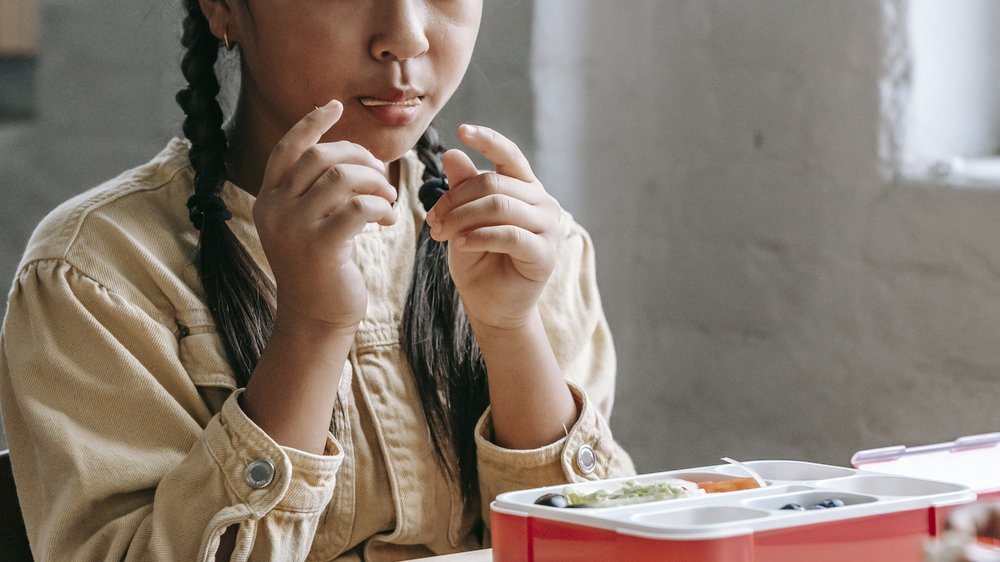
left=357, top=94, right=424, bottom=126
left=359, top=96, right=423, bottom=107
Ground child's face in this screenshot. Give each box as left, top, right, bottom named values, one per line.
left=231, top=0, right=483, bottom=161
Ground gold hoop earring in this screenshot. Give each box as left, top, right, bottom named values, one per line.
left=223, top=32, right=232, bottom=51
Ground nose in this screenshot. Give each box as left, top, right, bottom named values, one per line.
left=370, top=1, right=430, bottom=62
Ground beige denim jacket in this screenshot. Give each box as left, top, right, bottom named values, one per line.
left=0, top=139, right=635, bottom=561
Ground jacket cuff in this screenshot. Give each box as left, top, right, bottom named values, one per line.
left=475, top=381, right=613, bottom=482
left=203, top=390, right=343, bottom=518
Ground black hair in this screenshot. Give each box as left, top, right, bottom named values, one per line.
left=176, top=0, right=276, bottom=387
left=176, top=1, right=488, bottom=502
left=404, top=129, right=489, bottom=500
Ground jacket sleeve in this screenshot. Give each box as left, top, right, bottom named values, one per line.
left=474, top=215, right=636, bottom=521
left=0, top=259, right=341, bottom=562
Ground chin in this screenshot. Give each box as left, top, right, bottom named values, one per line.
left=366, top=132, right=428, bottom=163
left=362, top=144, right=408, bottom=164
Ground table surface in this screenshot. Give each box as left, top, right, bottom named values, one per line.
left=407, top=548, right=492, bottom=561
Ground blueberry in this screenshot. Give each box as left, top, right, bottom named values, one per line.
left=780, top=503, right=804, bottom=510
left=816, top=498, right=845, bottom=508
left=534, top=493, right=569, bottom=508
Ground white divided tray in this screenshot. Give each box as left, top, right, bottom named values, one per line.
left=491, top=460, right=977, bottom=561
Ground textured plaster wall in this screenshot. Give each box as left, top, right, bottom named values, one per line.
left=533, top=0, right=1000, bottom=472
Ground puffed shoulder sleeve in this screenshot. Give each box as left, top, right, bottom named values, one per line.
left=474, top=215, right=636, bottom=518
left=0, top=259, right=342, bottom=562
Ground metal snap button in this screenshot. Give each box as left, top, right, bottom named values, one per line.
left=576, top=445, right=597, bottom=475
left=244, top=459, right=275, bottom=489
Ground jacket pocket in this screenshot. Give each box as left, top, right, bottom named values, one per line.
left=178, top=324, right=238, bottom=414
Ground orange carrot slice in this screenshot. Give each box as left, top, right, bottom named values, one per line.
left=697, top=478, right=761, bottom=494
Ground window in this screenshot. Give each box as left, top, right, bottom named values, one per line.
left=904, top=0, right=1000, bottom=183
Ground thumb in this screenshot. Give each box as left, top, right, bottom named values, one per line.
left=442, top=149, right=479, bottom=188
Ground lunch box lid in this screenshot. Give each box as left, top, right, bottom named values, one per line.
left=852, top=432, right=1000, bottom=494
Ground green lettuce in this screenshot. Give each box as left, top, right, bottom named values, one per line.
left=564, top=479, right=704, bottom=508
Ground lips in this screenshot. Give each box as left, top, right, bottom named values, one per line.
left=357, top=91, right=424, bottom=125
left=359, top=96, right=422, bottom=107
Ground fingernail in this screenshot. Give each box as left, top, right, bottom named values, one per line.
left=456, top=235, right=467, bottom=246
left=460, top=124, right=478, bottom=137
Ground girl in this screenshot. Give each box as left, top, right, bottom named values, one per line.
left=0, top=0, right=634, bottom=560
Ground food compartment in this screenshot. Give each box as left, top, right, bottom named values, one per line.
left=569, top=475, right=701, bottom=496
left=662, top=471, right=766, bottom=494
left=631, top=506, right=771, bottom=528
left=819, top=475, right=966, bottom=497
left=745, top=489, right=877, bottom=512
left=518, top=469, right=771, bottom=511
left=661, top=471, right=746, bottom=483
left=517, top=478, right=703, bottom=512
left=716, top=460, right=855, bottom=482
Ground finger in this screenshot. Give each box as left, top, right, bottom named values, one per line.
left=261, top=100, right=343, bottom=195
left=429, top=170, right=545, bottom=229
left=300, top=164, right=397, bottom=216
left=281, top=141, right=387, bottom=198
left=430, top=194, right=549, bottom=242
left=457, top=124, right=537, bottom=182
left=442, top=148, right=479, bottom=187
left=320, top=194, right=397, bottom=241
left=452, top=225, right=552, bottom=274
left=427, top=149, right=479, bottom=226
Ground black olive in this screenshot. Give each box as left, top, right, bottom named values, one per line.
left=780, top=503, right=804, bottom=510
left=816, top=498, right=845, bottom=508
left=534, top=493, right=569, bottom=508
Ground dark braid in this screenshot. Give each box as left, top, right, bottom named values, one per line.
left=402, top=126, right=490, bottom=502
left=177, top=0, right=276, bottom=387
left=176, top=0, right=487, bottom=506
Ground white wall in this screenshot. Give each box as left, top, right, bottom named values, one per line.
left=534, top=0, right=1000, bottom=472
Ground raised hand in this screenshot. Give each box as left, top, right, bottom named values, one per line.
left=425, top=125, right=562, bottom=332
left=253, top=100, right=397, bottom=334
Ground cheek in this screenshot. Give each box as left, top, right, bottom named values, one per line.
left=245, top=32, right=358, bottom=110
left=434, top=27, right=480, bottom=92
left=242, top=31, right=305, bottom=87
left=431, top=1, right=482, bottom=83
